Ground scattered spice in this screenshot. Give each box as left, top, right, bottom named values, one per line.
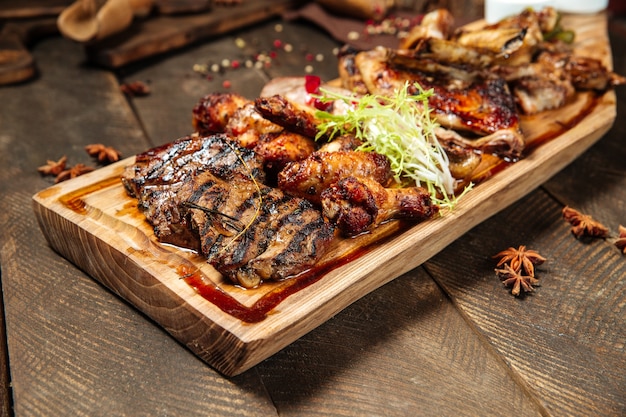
left=37, top=155, right=67, bottom=176
left=55, top=163, right=94, bottom=183
left=562, top=206, right=609, bottom=239
left=493, top=245, right=546, bottom=277
left=493, top=245, right=546, bottom=297
left=85, top=143, right=122, bottom=164
left=615, top=225, right=626, bottom=254
left=120, top=80, right=151, bottom=97
left=495, top=263, right=540, bottom=297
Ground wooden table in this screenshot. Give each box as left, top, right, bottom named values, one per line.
left=1, top=3, right=624, bottom=416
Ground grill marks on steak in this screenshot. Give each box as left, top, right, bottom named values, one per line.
left=122, top=133, right=335, bottom=288
left=121, top=134, right=265, bottom=251
left=186, top=177, right=335, bottom=288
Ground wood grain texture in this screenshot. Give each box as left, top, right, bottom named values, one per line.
left=84, top=0, right=305, bottom=68
left=425, top=14, right=626, bottom=417
left=0, top=36, right=275, bottom=417
left=31, top=13, right=618, bottom=376
left=3, top=6, right=625, bottom=416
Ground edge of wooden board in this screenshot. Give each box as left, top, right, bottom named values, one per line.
left=32, top=13, right=618, bottom=376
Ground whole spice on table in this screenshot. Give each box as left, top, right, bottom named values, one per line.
left=120, top=80, right=151, bottom=97
left=562, top=206, right=609, bottom=239
left=493, top=245, right=546, bottom=297
left=37, top=156, right=67, bottom=176
left=493, top=245, right=546, bottom=277
left=55, top=163, right=94, bottom=183
left=85, top=143, right=122, bottom=164
left=495, top=263, right=540, bottom=297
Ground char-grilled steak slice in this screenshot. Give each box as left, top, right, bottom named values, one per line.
left=185, top=172, right=335, bottom=288
left=122, top=133, right=335, bottom=288
left=121, top=134, right=265, bottom=250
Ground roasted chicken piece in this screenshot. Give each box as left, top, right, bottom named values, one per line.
left=278, top=150, right=392, bottom=204
left=192, top=92, right=249, bottom=134
left=223, top=101, right=283, bottom=148
left=350, top=46, right=525, bottom=158
left=255, top=131, right=317, bottom=179
left=321, top=176, right=438, bottom=237
left=399, top=8, right=455, bottom=50
left=255, top=95, right=321, bottom=139
left=452, top=7, right=559, bottom=66
left=192, top=92, right=317, bottom=174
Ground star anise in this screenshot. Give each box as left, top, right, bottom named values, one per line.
left=85, top=143, right=121, bottom=164
left=55, top=163, right=94, bottom=183
left=495, top=263, right=539, bottom=297
left=493, top=245, right=546, bottom=277
left=615, top=225, right=626, bottom=254
left=37, top=156, right=67, bottom=176
left=562, top=206, right=609, bottom=239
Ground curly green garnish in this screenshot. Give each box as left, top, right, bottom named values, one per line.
left=315, top=82, right=463, bottom=209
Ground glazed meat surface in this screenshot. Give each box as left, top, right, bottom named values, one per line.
left=121, top=134, right=265, bottom=250
left=277, top=150, right=393, bottom=204
left=122, top=134, right=335, bottom=288
left=321, top=176, right=438, bottom=237
left=185, top=173, right=335, bottom=288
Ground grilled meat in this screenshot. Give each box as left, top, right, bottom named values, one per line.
left=349, top=46, right=525, bottom=158
left=255, top=95, right=321, bottom=139
left=123, top=134, right=335, bottom=288
left=192, top=93, right=317, bottom=176
left=184, top=172, right=335, bottom=288
left=192, top=92, right=249, bottom=134
left=399, top=8, right=455, bottom=50
left=121, top=134, right=265, bottom=251
left=255, top=131, right=317, bottom=178
left=321, top=176, right=438, bottom=237
left=223, top=101, right=283, bottom=148
left=278, top=150, right=393, bottom=204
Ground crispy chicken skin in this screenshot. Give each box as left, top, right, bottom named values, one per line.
left=192, top=92, right=249, bottom=134
left=321, top=176, right=438, bottom=237
left=277, top=151, right=393, bottom=205
left=255, top=95, right=321, bottom=139
left=192, top=92, right=317, bottom=174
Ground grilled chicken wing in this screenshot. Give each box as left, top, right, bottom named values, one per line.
left=192, top=93, right=317, bottom=174
left=255, top=95, right=321, bottom=139
left=277, top=151, right=392, bottom=204
left=192, top=92, right=250, bottom=134
left=321, top=176, right=438, bottom=237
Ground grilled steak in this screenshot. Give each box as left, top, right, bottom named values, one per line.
left=184, top=172, right=335, bottom=288
left=121, top=134, right=266, bottom=250
left=122, top=133, right=335, bottom=288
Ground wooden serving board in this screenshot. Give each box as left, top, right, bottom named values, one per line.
left=33, top=13, right=617, bottom=376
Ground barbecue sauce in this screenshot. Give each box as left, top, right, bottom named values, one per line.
left=178, top=249, right=363, bottom=324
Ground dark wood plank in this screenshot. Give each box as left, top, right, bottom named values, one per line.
left=425, top=20, right=626, bottom=414
left=426, top=190, right=626, bottom=417
left=0, top=35, right=276, bottom=416
left=257, top=267, right=545, bottom=416
left=85, top=0, right=305, bottom=68
left=0, top=280, right=11, bottom=417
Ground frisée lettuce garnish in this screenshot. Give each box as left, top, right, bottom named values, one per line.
left=315, top=81, right=467, bottom=209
